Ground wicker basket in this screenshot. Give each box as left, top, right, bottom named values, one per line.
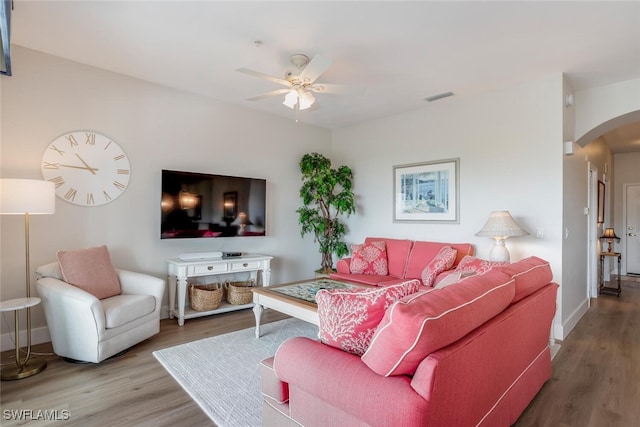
left=189, top=283, right=223, bottom=311
left=225, top=279, right=256, bottom=305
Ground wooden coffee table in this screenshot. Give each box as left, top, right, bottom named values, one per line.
left=251, top=278, right=365, bottom=338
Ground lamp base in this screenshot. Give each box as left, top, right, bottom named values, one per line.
left=1, top=357, right=46, bottom=380
left=489, top=239, right=511, bottom=262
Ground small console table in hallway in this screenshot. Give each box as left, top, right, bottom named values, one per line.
left=599, top=252, right=621, bottom=297
left=167, top=254, right=272, bottom=325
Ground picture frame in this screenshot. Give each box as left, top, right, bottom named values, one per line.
left=597, top=180, right=605, bottom=223
left=393, top=158, right=459, bottom=223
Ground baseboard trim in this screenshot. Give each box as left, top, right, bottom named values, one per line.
left=0, top=326, right=51, bottom=352
left=559, top=298, right=589, bottom=340
left=550, top=342, right=562, bottom=360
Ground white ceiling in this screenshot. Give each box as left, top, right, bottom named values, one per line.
left=9, top=1, right=640, bottom=149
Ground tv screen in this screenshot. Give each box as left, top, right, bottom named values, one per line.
left=161, top=169, right=266, bottom=239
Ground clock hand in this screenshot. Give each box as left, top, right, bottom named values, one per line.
left=74, top=154, right=98, bottom=175
left=60, top=164, right=100, bottom=172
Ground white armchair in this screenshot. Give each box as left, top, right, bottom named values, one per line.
left=35, top=262, right=165, bottom=363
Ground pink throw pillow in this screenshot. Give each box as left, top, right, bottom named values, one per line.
left=350, top=241, right=389, bottom=275
left=455, top=255, right=509, bottom=275
left=316, top=280, right=421, bottom=356
left=57, top=245, right=122, bottom=300
left=420, top=246, right=457, bottom=286
left=361, top=269, right=515, bottom=376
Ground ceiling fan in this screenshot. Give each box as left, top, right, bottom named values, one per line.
left=236, top=54, right=362, bottom=111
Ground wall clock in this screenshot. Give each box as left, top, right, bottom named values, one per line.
left=41, top=131, right=131, bottom=206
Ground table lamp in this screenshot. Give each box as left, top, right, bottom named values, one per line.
left=475, top=211, right=529, bottom=262
left=232, top=212, right=253, bottom=235
left=600, top=228, right=620, bottom=253
left=0, top=179, right=55, bottom=380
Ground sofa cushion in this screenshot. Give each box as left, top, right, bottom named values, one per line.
left=350, top=241, right=389, bottom=275
left=434, top=270, right=476, bottom=289
left=329, top=272, right=406, bottom=287
left=420, top=246, right=457, bottom=286
left=497, top=256, right=553, bottom=303
left=316, top=280, right=421, bottom=356
left=361, top=269, right=515, bottom=376
left=101, top=294, right=155, bottom=328
left=57, top=245, right=122, bottom=300
left=405, top=241, right=474, bottom=280
left=455, top=255, right=509, bottom=275
left=364, top=237, right=413, bottom=278
left=35, top=261, right=64, bottom=280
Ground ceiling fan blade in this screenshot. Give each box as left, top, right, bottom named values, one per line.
left=310, top=83, right=366, bottom=95
left=298, top=54, right=332, bottom=83
left=235, top=68, right=291, bottom=87
left=246, top=88, right=292, bottom=101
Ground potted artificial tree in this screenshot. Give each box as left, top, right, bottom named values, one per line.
left=297, top=152, right=356, bottom=274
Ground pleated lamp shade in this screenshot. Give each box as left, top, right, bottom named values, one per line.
left=475, top=211, right=529, bottom=262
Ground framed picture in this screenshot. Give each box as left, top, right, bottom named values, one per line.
left=597, top=180, right=605, bottom=223
left=393, top=158, right=459, bottom=223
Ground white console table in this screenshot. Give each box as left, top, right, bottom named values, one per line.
left=167, top=254, right=272, bottom=326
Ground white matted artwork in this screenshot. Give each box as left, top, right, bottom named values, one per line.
left=393, top=158, right=459, bottom=223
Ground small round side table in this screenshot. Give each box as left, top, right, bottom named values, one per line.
left=0, top=297, right=47, bottom=380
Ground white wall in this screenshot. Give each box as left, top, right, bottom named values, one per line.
left=331, top=74, right=565, bottom=336
left=560, top=78, right=640, bottom=339
left=0, top=47, right=331, bottom=347
left=575, top=79, right=640, bottom=145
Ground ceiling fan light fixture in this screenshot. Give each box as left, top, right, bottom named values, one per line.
left=298, top=91, right=315, bottom=110
left=283, top=90, right=298, bottom=109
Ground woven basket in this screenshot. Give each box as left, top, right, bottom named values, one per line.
left=225, top=279, right=256, bottom=305
left=189, top=283, right=223, bottom=311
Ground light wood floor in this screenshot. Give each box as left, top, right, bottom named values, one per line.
left=1, top=280, right=638, bottom=427
left=516, top=279, right=640, bottom=427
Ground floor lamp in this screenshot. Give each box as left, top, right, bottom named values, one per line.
left=0, top=179, right=55, bottom=380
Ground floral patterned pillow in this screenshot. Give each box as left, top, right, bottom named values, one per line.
left=316, top=280, right=421, bottom=356
left=350, top=241, right=388, bottom=275
left=420, top=246, right=458, bottom=286
left=455, top=255, right=509, bottom=275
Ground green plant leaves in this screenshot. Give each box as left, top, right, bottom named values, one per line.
left=298, top=153, right=356, bottom=272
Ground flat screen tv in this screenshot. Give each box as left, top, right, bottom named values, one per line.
left=161, top=169, right=266, bottom=239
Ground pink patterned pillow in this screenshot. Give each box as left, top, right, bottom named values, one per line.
left=57, top=245, right=121, bottom=300
left=420, top=246, right=457, bottom=286
left=350, top=241, right=389, bottom=275
left=316, top=280, right=421, bottom=356
left=455, top=255, right=509, bottom=275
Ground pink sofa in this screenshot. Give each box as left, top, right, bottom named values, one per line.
left=261, top=257, right=558, bottom=426
left=330, top=237, right=475, bottom=286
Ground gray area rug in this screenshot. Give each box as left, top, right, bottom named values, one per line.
left=153, top=318, right=318, bottom=427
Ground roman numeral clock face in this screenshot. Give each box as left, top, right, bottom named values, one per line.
left=41, top=131, right=131, bottom=206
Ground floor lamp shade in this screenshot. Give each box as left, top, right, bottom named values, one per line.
left=0, top=179, right=56, bottom=214
left=0, top=179, right=55, bottom=380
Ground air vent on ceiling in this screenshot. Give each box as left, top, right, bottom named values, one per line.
left=424, top=91, right=454, bottom=102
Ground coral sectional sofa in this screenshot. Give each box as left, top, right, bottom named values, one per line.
left=330, top=237, right=475, bottom=286
left=261, top=256, right=558, bottom=426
